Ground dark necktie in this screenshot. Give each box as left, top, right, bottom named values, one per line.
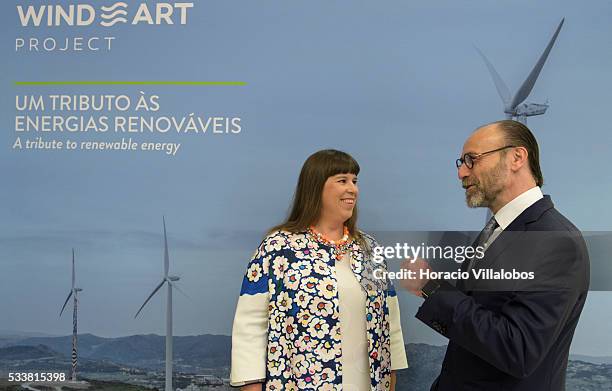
left=477, top=216, right=499, bottom=248
left=464, top=216, right=499, bottom=274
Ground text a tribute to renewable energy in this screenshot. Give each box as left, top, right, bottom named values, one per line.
left=135, top=217, right=184, bottom=391
left=59, top=249, right=83, bottom=383
left=475, top=18, right=564, bottom=222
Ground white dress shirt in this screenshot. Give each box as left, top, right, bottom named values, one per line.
left=484, top=186, right=544, bottom=249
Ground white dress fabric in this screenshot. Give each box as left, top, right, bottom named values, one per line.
left=337, top=253, right=372, bottom=390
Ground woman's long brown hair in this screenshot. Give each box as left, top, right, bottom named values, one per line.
left=270, top=149, right=364, bottom=245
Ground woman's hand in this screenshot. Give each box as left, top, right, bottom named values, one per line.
left=241, top=382, right=263, bottom=391
left=391, top=370, right=397, bottom=391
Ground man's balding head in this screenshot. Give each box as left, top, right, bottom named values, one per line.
left=487, top=120, right=543, bottom=187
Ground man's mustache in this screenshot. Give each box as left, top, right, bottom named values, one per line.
left=462, top=180, right=479, bottom=189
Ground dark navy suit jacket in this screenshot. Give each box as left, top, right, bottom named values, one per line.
left=416, top=196, right=590, bottom=390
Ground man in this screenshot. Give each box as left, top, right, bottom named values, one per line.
left=402, top=120, right=589, bottom=390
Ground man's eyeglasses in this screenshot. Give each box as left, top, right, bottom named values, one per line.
left=455, top=145, right=516, bottom=169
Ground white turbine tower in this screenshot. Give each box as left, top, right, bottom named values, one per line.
left=59, top=248, right=82, bottom=382
left=477, top=18, right=564, bottom=124
left=135, top=217, right=180, bottom=391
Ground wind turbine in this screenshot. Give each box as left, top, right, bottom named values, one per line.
left=59, top=248, right=82, bottom=382
left=135, top=217, right=180, bottom=391
left=477, top=18, right=564, bottom=124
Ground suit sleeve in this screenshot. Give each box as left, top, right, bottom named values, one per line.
left=230, top=238, right=279, bottom=386
left=415, top=233, right=587, bottom=379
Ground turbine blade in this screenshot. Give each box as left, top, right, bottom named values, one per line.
left=60, top=291, right=73, bottom=317
left=163, top=217, right=169, bottom=277
left=475, top=46, right=511, bottom=105
left=173, top=283, right=193, bottom=302
left=135, top=279, right=166, bottom=318
left=72, top=248, right=76, bottom=289
left=510, top=18, right=564, bottom=109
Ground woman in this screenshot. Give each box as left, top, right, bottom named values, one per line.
left=231, top=149, right=408, bottom=390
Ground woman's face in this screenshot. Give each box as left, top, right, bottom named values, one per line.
left=319, top=173, right=358, bottom=225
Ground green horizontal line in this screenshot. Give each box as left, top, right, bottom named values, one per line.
left=14, top=81, right=247, bottom=86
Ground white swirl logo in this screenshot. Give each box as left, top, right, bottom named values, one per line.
left=100, top=2, right=128, bottom=27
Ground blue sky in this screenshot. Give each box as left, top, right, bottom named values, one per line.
left=1, top=0, right=611, bottom=356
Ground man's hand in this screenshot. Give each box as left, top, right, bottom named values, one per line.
left=399, top=257, right=432, bottom=297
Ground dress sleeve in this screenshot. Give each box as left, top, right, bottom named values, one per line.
left=230, top=235, right=280, bottom=386
left=388, top=282, right=409, bottom=370
left=361, top=230, right=409, bottom=371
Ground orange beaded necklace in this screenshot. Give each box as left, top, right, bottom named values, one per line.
left=308, top=225, right=353, bottom=261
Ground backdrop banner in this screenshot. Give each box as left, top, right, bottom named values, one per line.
left=2, top=1, right=611, bottom=390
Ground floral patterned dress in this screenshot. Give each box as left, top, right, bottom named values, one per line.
left=230, top=230, right=408, bottom=390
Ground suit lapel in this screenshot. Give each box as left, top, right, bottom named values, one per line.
left=462, top=196, right=555, bottom=292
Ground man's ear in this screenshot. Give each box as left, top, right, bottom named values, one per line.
left=510, top=146, right=529, bottom=172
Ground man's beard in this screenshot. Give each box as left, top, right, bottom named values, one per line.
left=463, top=159, right=507, bottom=208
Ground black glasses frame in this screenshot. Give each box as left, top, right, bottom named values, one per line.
left=455, top=145, right=516, bottom=169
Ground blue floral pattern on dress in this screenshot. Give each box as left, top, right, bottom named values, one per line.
left=239, top=230, right=394, bottom=390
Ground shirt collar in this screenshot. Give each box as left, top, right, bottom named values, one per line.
left=494, top=186, right=543, bottom=230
